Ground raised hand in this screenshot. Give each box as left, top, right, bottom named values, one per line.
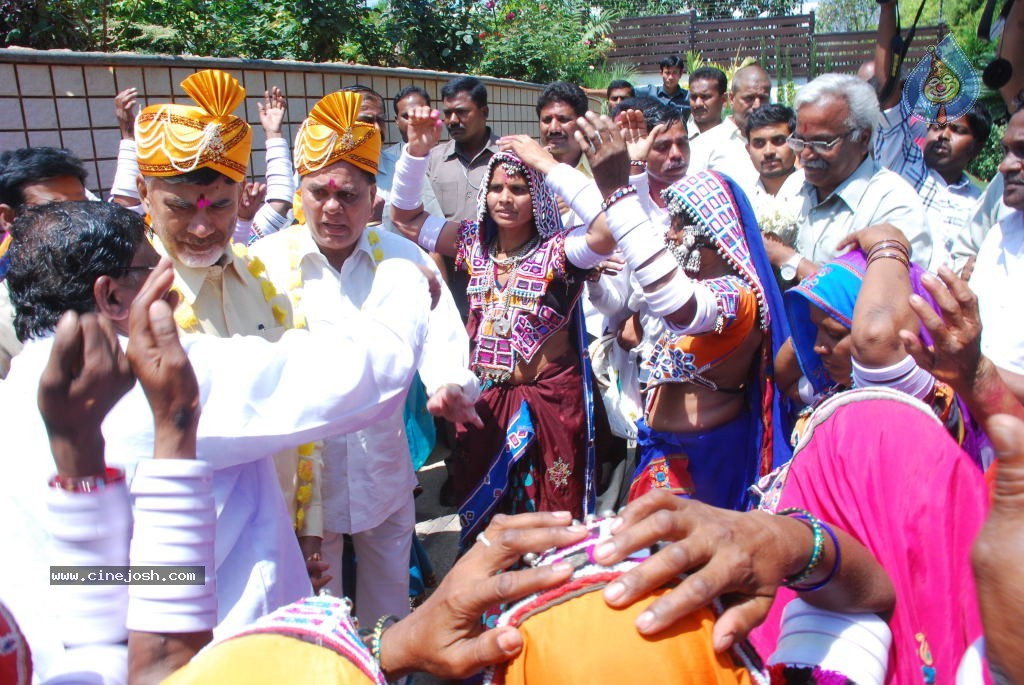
left=615, top=109, right=663, bottom=163
left=899, top=266, right=982, bottom=393
left=126, top=259, right=200, bottom=459
left=405, top=106, right=444, bottom=158
left=497, top=134, right=558, bottom=175
left=574, top=111, right=630, bottom=197
left=39, top=311, right=135, bottom=477
left=379, top=511, right=587, bottom=680
left=237, top=181, right=268, bottom=222
left=258, top=87, right=287, bottom=139
left=114, top=87, right=138, bottom=139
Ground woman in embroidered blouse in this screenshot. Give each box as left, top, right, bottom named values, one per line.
left=779, top=224, right=990, bottom=463
left=391, top=108, right=618, bottom=541
left=499, top=121, right=792, bottom=512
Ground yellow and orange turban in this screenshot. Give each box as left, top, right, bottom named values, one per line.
left=294, top=91, right=381, bottom=177
left=135, top=69, right=252, bottom=183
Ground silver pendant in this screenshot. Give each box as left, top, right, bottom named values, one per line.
left=493, top=315, right=511, bottom=336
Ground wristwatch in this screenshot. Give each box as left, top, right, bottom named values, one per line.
left=780, top=253, right=803, bottom=281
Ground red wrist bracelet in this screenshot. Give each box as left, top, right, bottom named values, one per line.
left=49, top=467, right=126, bottom=493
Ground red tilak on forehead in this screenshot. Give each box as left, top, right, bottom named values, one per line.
left=196, top=194, right=211, bottom=209
left=328, top=178, right=338, bottom=190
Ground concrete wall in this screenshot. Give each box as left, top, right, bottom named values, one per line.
left=0, top=48, right=546, bottom=197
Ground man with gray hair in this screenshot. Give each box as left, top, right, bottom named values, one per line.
left=764, top=73, right=931, bottom=283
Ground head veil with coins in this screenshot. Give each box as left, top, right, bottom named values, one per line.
left=661, top=170, right=793, bottom=474
left=291, top=90, right=382, bottom=225
left=473, top=151, right=564, bottom=245
left=135, top=69, right=253, bottom=183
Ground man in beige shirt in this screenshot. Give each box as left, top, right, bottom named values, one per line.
left=427, top=76, right=500, bottom=223
left=133, top=69, right=326, bottom=586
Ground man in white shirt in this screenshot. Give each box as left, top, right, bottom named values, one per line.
left=745, top=104, right=805, bottom=261
left=873, top=0, right=990, bottom=272
left=971, top=108, right=1024, bottom=381
left=765, top=74, right=932, bottom=283
left=686, top=66, right=727, bottom=139
left=251, top=90, right=479, bottom=627
left=687, top=64, right=771, bottom=196
left=0, top=199, right=435, bottom=681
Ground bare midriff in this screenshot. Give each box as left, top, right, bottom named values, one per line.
left=646, top=328, right=763, bottom=433
left=507, top=328, right=572, bottom=385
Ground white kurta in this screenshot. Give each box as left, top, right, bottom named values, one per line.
left=972, top=210, right=1024, bottom=375
left=251, top=225, right=474, bottom=535
left=0, top=259, right=430, bottom=682
left=687, top=117, right=759, bottom=198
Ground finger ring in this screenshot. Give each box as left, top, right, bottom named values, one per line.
left=476, top=531, right=492, bottom=548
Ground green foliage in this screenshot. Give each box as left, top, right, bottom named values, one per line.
left=475, top=0, right=620, bottom=84
left=969, top=120, right=1006, bottom=181
left=814, top=0, right=877, bottom=33
left=579, top=61, right=637, bottom=90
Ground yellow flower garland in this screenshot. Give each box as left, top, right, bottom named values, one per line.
left=167, top=240, right=321, bottom=533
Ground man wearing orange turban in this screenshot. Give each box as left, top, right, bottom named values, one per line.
left=134, top=69, right=327, bottom=625
left=251, top=90, right=479, bottom=627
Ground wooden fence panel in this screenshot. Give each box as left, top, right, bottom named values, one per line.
left=609, top=13, right=946, bottom=80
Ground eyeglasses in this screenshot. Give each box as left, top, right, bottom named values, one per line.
left=750, top=134, right=789, bottom=149
left=117, top=265, right=156, bottom=278
left=786, top=130, right=853, bottom=154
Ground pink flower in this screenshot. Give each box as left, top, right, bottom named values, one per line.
left=583, top=39, right=591, bottom=46
left=485, top=0, right=495, bottom=8
left=506, top=10, right=516, bottom=20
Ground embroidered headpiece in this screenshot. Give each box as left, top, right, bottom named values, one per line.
left=475, top=151, right=564, bottom=242
left=294, top=91, right=381, bottom=177
left=484, top=516, right=765, bottom=685
left=162, top=595, right=385, bottom=684
left=135, top=69, right=253, bottom=183
left=662, top=170, right=770, bottom=330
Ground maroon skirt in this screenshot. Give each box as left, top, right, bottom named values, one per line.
left=454, top=351, right=588, bottom=518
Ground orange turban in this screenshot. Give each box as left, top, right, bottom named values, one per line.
left=135, top=69, right=252, bottom=183
left=294, top=91, right=381, bottom=177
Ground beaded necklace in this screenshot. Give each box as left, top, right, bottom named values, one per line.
left=482, top=234, right=541, bottom=337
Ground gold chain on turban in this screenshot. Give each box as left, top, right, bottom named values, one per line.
left=135, top=69, right=253, bottom=183
left=294, top=91, right=381, bottom=177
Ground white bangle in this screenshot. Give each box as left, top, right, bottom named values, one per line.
left=662, top=283, right=718, bottom=334
left=603, top=193, right=649, bottom=242
left=392, top=146, right=430, bottom=211
left=546, top=163, right=603, bottom=228
left=634, top=251, right=677, bottom=287
left=797, top=376, right=817, bottom=405
left=47, top=481, right=132, bottom=647
left=564, top=226, right=610, bottom=269
left=127, top=459, right=217, bottom=633
left=264, top=138, right=295, bottom=204
left=418, top=214, right=447, bottom=252
left=643, top=269, right=695, bottom=318
left=109, top=139, right=141, bottom=200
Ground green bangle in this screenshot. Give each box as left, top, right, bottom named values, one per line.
left=371, top=614, right=399, bottom=666
left=778, top=507, right=825, bottom=588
